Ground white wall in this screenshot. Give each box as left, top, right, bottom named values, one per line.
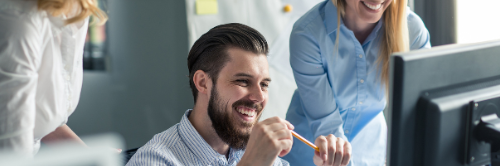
left=186, top=0, right=324, bottom=121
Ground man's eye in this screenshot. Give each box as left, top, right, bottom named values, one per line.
left=236, top=79, right=249, bottom=86
left=261, top=83, right=269, bottom=89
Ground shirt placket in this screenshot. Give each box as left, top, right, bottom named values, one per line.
left=60, top=28, right=76, bottom=112
left=227, top=149, right=239, bottom=165
left=345, top=45, right=367, bottom=139
left=357, top=43, right=368, bottom=107
left=217, top=155, right=228, bottom=165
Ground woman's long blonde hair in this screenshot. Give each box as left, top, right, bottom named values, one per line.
left=332, top=0, right=409, bottom=89
left=38, top=0, right=108, bottom=25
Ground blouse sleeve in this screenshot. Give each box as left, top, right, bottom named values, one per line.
left=0, top=11, right=42, bottom=154
left=289, top=26, right=347, bottom=140
left=408, top=9, right=432, bottom=50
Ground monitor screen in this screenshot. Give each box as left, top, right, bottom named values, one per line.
left=387, top=40, right=500, bottom=166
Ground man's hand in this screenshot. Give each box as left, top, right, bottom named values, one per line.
left=238, top=117, right=294, bottom=166
left=313, top=134, right=351, bottom=166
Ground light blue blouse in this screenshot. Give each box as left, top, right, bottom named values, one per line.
left=282, top=1, right=431, bottom=166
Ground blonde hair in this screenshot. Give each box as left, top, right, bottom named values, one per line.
left=332, top=0, right=409, bottom=89
left=38, top=0, right=108, bottom=25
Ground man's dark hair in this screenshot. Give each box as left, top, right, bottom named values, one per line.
left=187, top=23, right=269, bottom=103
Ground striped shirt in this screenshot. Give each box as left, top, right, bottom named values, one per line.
left=126, top=110, right=289, bottom=166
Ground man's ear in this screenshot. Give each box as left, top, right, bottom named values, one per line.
left=193, top=70, right=212, bottom=96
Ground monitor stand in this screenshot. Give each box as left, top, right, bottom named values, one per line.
left=466, top=96, right=500, bottom=166
left=475, top=113, right=500, bottom=166
left=492, top=150, right=500, bottom=166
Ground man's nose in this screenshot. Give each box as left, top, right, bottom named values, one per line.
left=248, top=85, right=265, bottom=103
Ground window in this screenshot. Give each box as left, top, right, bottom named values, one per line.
left=83, top=0, right=108, bottom=70
left=456, top=0, right=500, bottom=44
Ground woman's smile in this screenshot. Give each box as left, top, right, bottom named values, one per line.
left=361, top=1, right=384, bottom=10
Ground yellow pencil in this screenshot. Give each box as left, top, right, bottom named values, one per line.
left=291, top=130, right=319, bottom=152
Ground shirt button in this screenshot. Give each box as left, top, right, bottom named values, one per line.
left=360, top=79, right=364, bottom=83
left=359, top=54, right=363, bottom=58
left=359, top=101, right=363, bottom=104
left=345, top=130, right=349, bottom=134
left=351, top=108, right=356, bottom=111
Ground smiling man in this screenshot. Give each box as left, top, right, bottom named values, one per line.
left=125, top=23, right=292, bottom=166
left=126, top=23, right=350, bottom=166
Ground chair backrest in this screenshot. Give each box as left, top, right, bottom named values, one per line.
left=123, top=147, right=139, bottom=164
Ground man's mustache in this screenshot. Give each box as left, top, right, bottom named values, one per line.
left=232, top=99, right=263, bottom=112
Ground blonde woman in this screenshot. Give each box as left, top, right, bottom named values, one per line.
left=0, top=0, right=107, bottom=155
left=282, top=0, right=430, bottom=165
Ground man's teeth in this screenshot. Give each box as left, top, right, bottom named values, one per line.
left=237, top=108, right=256, bottom=117
left=362, top=2, right=382, bottom=10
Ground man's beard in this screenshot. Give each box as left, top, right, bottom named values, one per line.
left=207, top=86, right=263, bottom=150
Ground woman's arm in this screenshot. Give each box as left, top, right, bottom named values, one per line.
left=41, top=124, right=86, bottom=146
left=290, top=26, right=347, bottom=140
left=408, top=10, right=432, bottom=49
left=0, top=11, right=42, bottom=154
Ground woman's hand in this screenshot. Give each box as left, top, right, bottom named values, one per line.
left=313, top=134, right=351, bottom=166
left=41, top=124, right=86, bottom=147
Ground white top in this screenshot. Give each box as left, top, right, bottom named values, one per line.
left=0, top=0, right=88, bottom=154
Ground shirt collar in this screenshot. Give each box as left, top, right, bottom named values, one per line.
left=178, top=109, right=244, bottom=165
left=46, top=12, right=89, bottom=38
left=46, top=12, right=65, bottom=30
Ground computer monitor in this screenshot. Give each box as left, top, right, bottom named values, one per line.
left=387, top=40, right=500, bottom=166
left=0, top=133, right=124, bottom=166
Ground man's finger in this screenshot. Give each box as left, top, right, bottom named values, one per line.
left=284, top=120, right=294, bottom=130
left=278, top=138, right=293, bottom=157
left=273, top=128, right=292, bottom=140
left=260, top=117, right=294, bottom=131
left=261, top=116, right=282, bottom=125
left=267, top=122, right=288, bottom=132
